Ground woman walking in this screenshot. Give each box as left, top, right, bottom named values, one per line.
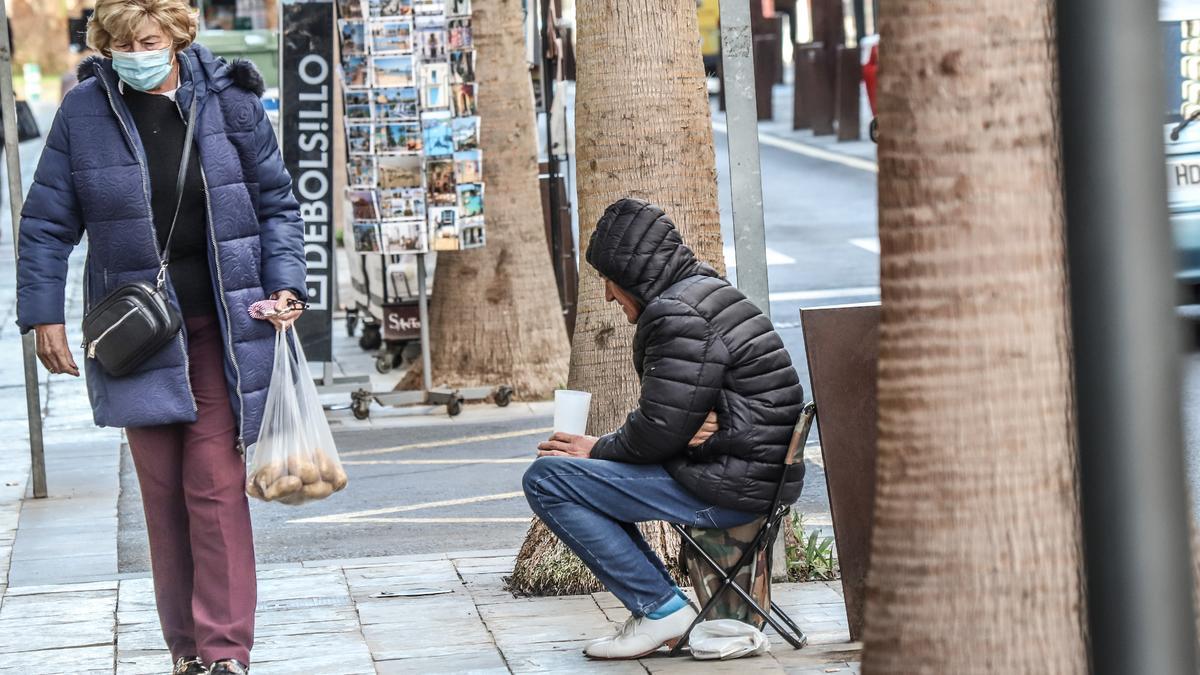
left=16, top=1, right=306, bottom=672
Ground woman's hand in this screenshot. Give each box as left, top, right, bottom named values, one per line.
left=688, top=411, right=719, bottom=448
left=537, top=432, right=598, bottom=459
left=268, top=290, right=305, bottom=331
left=35, top=324, right=79, bottom=376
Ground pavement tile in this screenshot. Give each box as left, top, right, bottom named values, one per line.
left=116, top=649, right=174, bottom=675
left=0, top=616, right=114, bottom=653
left=0, top=589, right=114, bottom=621
left=3, top=579, right=118, bottom=596
left=642, top=653, right=785, bottom=673
left=252, top=631, right=375, bottom=674
left=0, top=644, right=113, bottom=673
left=503, top=641, right=645, bottom=674
left=361, top=618, right=495, bottom=661
left=374, top=648, right=510, bottom=674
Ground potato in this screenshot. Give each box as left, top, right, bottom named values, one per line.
left=245, top=479, right=265, bottom=501
left=253, top=461, right=286, bottom=493
left=277, top=491, right=306, bottom=506
left=315, top=451, right=349, bottom=491
left=301, top=480, right=334, bottom=500
left=316, top=451, right=338, bottom=481
left=288, top=456, right=320, bottom=485
left=264, top=475, right=303, bottom=501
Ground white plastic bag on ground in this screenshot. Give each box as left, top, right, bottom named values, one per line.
left=688, top=619, right=771, bottom=660
left=245, top=329, right=348, bottom=505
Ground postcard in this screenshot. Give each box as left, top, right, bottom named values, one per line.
left=456, top=183, right=483, bottom=218
left=352, top=221, right=383, bottom=253
left=451, top=116, right=480, bottom=151
left=453, top=149, right=482, bottom=184
left=426, top=159, right=457, bottom=205
left=375, top=122, right=423, bottom=154
left=449, top=49, right=475, bottom=83
left=344, top=90, right=373, bottom=119
left=337, top=0, right=365, bottom=20
left=373, top=86, right=419, bottom=119
left=380, top=187, right=426, bottom=219
left=413, top=0, right=446, bottom=15
left=371, top=19, right=413, bottom=53
left=414, top=12, right=446, bottom=30
left=422, top=118, right=455, bottom=157
left=372, top=54, right=415, bottom=87
left=448, top=18, right=472, bottom=49
left=378, top=155, right=424, bottom=189
left=342, top=54, right=371, bottom=89
left=348, top=189, right=380, bottom=220
left=381, top=219, right=427, bottom=254
left=421, top=63, right=451, bottom=109
left=460, top=218, right=485, bottom=249
left=448, top=0, right=471, bottom=17
left=347, top=122, right=374, bottom=155
left=452, top=82, right=476, bottom=117
left=339, top=20, right=367, bottom=54
left=369, top=0, right=412, bottom=17
left=417, top=28, right=449, bottom=60
left=429, top=206, right=460, bottom=251
left=348, top=156, right=376, bottom=187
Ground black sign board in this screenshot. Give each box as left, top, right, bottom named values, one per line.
left=281, top=0, right=336, bottom=361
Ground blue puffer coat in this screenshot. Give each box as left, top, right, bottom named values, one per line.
left=16, top=44, right=307, bottom=448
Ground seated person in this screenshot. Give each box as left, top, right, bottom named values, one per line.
left=522, top=198, right=805, bottom=660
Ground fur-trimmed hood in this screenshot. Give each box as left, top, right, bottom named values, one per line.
left=77, top=43, right=265, bottom=98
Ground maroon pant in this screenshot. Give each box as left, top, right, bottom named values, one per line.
left=125, top=314, right=256, bottom=666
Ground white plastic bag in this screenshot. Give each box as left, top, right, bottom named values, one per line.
left=245, top=329, right=348, bottom=505
left=688, top=620, right=771, bottom=660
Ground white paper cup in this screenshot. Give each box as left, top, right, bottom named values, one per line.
left=553, top=390, right=592, bottom=435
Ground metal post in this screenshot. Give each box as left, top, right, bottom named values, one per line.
left=1059, top=0, right=1198, bottom=672
left=416, top=252, right=433, bottom=393
left=718, top=0, right=770, bottom=316
left=0, top=1, right=46, bottom=499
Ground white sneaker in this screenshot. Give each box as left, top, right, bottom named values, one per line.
left=584, top=606, right=698, bottom=660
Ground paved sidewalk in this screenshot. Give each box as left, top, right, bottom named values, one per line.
left=0, top=549, right=861, bottom=674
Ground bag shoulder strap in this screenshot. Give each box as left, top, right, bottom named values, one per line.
left=156, top=92, right=199, bottom=287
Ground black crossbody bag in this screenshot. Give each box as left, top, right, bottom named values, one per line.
left=82, top=93, right=198, bottom=378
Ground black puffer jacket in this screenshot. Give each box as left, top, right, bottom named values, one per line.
left=587, top=199, right=805, bottom=513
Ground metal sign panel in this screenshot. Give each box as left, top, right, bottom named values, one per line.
left=281, top=0, right=336, bottom=361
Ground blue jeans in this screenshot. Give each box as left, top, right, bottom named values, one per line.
left=522, top=456, right=759, bottom=618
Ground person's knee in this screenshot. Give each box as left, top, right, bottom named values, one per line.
left=522, top=455, right=567, bottom=500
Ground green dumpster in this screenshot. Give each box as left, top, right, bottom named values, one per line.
left=195, top=29, right=279, bottom=90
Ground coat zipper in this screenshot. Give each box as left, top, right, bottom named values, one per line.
left=98, top=69, right=198, bottom=413
left=87, top=307, right=140, bottom=358
left=169, top=72, right=248, bottom=453
left=198, top=160, right=248, bottom=453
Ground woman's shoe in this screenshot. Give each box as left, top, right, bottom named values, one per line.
left=171, top=656, right=206, bottom=675
left=207, top=660, right=248, bottom=675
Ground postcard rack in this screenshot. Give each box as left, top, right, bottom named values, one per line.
left=337, top=0, right=511, bottom=418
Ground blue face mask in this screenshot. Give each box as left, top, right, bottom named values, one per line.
left=111, top=47, right=173, bottom=92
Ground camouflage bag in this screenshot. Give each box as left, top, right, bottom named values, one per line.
left=681, top=517, right=772, bottom=629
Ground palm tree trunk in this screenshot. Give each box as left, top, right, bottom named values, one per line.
left=862, top=0, right=1088, bottom=671
left=420, top=0, right=571, bottom=399
left=509, top=0, right=724, bottom=595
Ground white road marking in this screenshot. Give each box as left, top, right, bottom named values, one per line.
left=712, top=121, right=879, bottom=174
left=769, top=287, right=881, bottom=303
left=340, top=427, right=552, bottom=458
left=724, top=245, right=796, bottom=267
left=849, top=237, right=881, bottom=254
left=342, top=458, right=534, bottom=466
left=288, top=491, right=526, bottom=525
left=326, top=517, right=531, bottom=524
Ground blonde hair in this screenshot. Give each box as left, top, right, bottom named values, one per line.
left=86, top=0, right=198, bottom=57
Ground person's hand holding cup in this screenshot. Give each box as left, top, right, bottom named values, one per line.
left=540, top=390, right=596, bottom=459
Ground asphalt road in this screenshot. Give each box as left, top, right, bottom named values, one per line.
left=117, top=100, right=877, bottom=570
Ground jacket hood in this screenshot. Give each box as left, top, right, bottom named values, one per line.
left=77, top=43, right=265, bottom=97
left=585, top=198, right=720, bottom=305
